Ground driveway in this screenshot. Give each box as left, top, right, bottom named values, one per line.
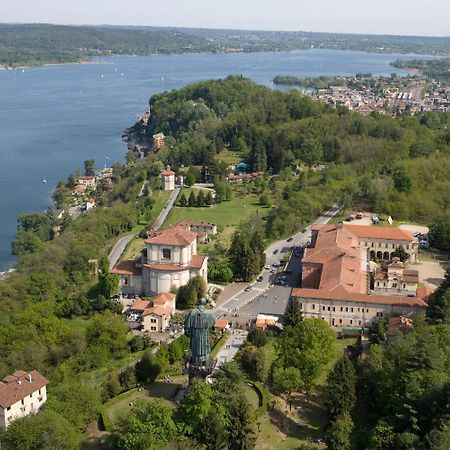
left=416, top=259, right=447, bottom=289
left=214, top=330, right=248, bottom=368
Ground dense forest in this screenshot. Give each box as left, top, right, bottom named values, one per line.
left=391, top=57, right=450, bottom=84
left=144, top=76, right=450, bottom=235
left=1, top=23, right=449, bottom=68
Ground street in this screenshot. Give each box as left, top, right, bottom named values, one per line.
left=213, top=204, right=340, bottom=324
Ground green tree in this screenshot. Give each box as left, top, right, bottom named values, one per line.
left=240, top=344, right=266, bottom=381
left=428, top=213, right=450, bottom=252
left=247, top=327, right=267, bottom=347
left=326, top=355, right=356, bottom=419
left=84, top=159, right=95, bottom=176
left=201, top=407, right=228, bottom=450
left=110, top=399, right=177, bottom=450
left=226, top=393, right=255, bottom=450
left=120, top=365, right=137, bottom=390
left=285, top=298, right=303, bottom=327
left=197, top=189, right=205, bottom=207
left=179, top=192, right=187, bottom=207
left=392, top=245, right=408, bottom=262
left=188, top=190, right=196, bottom=207
left=103, top=369, right=122, bottom=398
left=185, top=173, right=196, bottom=187
left=135, top=351, right=162, bottom=383
left=0, top=410, right=81, bottom=450
left=205, top=191, right=213, bottom=206
left=325, top=412, right=354, bottom=450
left=276, top=318, right=335, bottom=392
left=272, top=365, right=302, bottom=404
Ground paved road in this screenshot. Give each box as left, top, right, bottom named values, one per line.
left=108, top=187, right=181, bottom=269
left=150, top=187, right=180, bottom=231
left=214, top=330, right=248, bottom=368
left=213, top=204, right=340, bottom=320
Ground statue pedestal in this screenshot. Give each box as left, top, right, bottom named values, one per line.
left=184, top=359, right=217, bottom=385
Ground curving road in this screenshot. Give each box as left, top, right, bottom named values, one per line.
left=108, top=187, right=180, bottom=270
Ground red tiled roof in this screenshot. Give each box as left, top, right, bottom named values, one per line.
left=189, top=255, right=207, bottom=269
left=344, top=224, right=413, bottom=241
left=0, top=370, right=48, bottom=409
left=131, top=299, right=152, bottom=311
left=291, top=288, right=427, bottom=308
left=142, top=305, right=173, bottom=318
left=153, top=292, right=176, bottom=304
left=146, top=227, right=197, bottom=246
left=416, top=286, right=434, bottom=300
left=160, top=170, right=175, bottom=176
left=215, top=319, right=229, bottom=330
left=111, top=260, right=142, bottom=276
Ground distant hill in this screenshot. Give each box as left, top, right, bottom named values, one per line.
left=0, top=23, right=449, bottom=68
left=0, top=23, right=217, bottom=67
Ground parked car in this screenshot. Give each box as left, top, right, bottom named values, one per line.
left=287, top=237, right=293, bottom=242
left=273, top=249, right=279, bottom=255
left=257, top=275, right=263, bottom=282
left=264, top=265, right=270, bottom=270
left=301, top=228, right=307, bottom=233
left=345, top=216, right=354, bottom=222
left=244, top=286, right=252, bottom=291
left=413, top=231, right=422, bottom=238
left=419, top=240, right=429, bottom=248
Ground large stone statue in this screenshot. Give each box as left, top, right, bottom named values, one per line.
left=184, top=298, right=216, bottom=366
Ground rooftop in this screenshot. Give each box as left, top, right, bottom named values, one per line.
left=146, top=227, right=197, bottom=247
left=0, top=370, right=48, bottom=409
left=111, top=260, right=142, bottom=276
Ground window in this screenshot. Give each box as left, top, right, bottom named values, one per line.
left=378, top=242, right=381, bottom=247
left=376, top=312, right=383, bottom=317
left=151, top=318, right=157, bottom=323
left=366, top=308, right=369, bottom=312
left=39, top=389, right=41, bottom=395
left=385, top=243, right=388, bottom=248
left=376, top=282, right=380, bottom=287
left=327, top=306, right=330, bottom=311
left=150, top=326, right=157, bottom=331
left=383, top=282, right=386, bottom=287
left=393, top=282, right=398, bottom=288
left=339, top=319, right=342, bottom=324
left=406, top=245, right=409, bottom=250
left=21, top=399, right=24, bottom=405
left=350, top=308, right=354, bottom=312
left=333, top=307, right=335, bottom=312
left=403, top=284, right=406, bottom=288
left=340, top=307, right=343, bottom=312
left=350, top=320, right=353, bottom=325
left=322, top=306, right=325, bottom=311
left=162, top=248, right=171, bottom=259
left=312, top=304, right=315, bottom=310
left=7, top=406, right=11, bottom=411
left=30, top=394, right=32, bottom=398
left=359, top=320, right=362, bottom=325
left=345, top=307, right=349, bottom=312
left=124, top=278, right=128, bottom=285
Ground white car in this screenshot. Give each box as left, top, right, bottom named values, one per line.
left=264, top=265, right=270, bottom=270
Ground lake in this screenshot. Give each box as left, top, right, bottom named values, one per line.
left=0, top=49, right=430, bottom=270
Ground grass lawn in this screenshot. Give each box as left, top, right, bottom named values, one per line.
left=106, top=381, right=181, bottom=425
left=244, top=384, right=261, bottom=411
left=216, top=149, right=243, bottom=165
left=163, top=191, right=269, bottom=234
left=120, top=236, right=146, bottom=261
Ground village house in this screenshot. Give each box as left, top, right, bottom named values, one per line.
left=175, top=220, right=217, bottom=243
left=292, top=223, right=426, bottom=329
left=0, top=370, right=48, bottom=428
left=152, top=132, right=165, bottom=150
left=125, top=292, right=176, bottom=332
left=111, top=224, right=208, bottom=296
left=77, top=175, right=97, bottom=189
left=160, top=168, right=175, bottom=191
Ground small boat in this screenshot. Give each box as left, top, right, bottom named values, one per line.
left=101, top=74, right=104, bottom=78
left=42, top=178, right=47, bottom=183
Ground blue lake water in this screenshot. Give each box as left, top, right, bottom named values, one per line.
left=0, top=49, right=432, bottom=270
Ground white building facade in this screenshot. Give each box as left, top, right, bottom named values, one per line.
left=0, top=370, right=48, bottom=428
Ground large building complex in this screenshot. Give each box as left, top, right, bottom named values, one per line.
left=291, top=223, right=426, bottom=328
left=0, top=370, right=48, bottom=428
left=112, top=224, right=208, bottom=296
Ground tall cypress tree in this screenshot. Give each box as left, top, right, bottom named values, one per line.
left=197, top=190, right=205, bottom=207
left=285, top=298, right=303, bottom=327
left=325, top=355, right=356, bottom=419
left=179, top=192, right=187, bottom=207
left=188, top=191, right=196, bottom=207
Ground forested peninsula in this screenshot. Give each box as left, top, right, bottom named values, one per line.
left=1, top=77, right=450, bottom=448
left=1, top=23, right=449, bottom=68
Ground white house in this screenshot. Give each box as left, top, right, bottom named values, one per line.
left=125, top=292, right=176, bottom=332
left=0, top=370, right=48, bottom=428
left=112, top=224, right=208, bottom=296
left=160, top=169, right=175, bottom=191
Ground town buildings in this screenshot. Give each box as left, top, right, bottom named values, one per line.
left=0, top=370, right=48, bottom=428
left=111, top=224, right=208, bottom=296
left=292, top=223, right=426, bottom=329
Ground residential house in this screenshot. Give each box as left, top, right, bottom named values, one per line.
left=112, top=224, right=208, bottom=295
left=77, top=176, right=97, bottom=189
left=152, top=132, right=165, bottom=150
left=0, top=370, right=48, bottom=428
left=125, top=293, right=176, bottom=332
